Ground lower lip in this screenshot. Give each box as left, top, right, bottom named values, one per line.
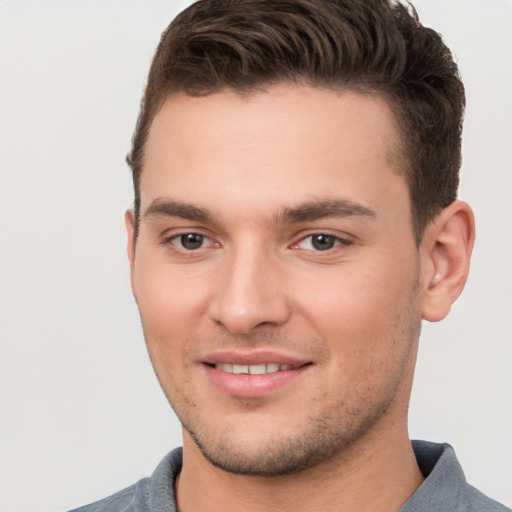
left=203, top=364, right=310, bottom=398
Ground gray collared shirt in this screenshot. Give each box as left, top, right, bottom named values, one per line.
left=70, top=441, right=510, bottom=511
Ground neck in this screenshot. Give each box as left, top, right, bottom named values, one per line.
left=175, top=425, right=424, bottom=512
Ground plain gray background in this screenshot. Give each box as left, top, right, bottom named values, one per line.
left=1, top=1, right=511, bottom=511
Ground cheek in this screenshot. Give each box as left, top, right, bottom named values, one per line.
left=297, top=264, right=397, bottom=326
left=132, top=258, right=214, bottom=367
left=295, top=255, right=418, bottom=355
left=300, top=262, right=419, bottom=404
left=134, top=249, right=211, bottom=321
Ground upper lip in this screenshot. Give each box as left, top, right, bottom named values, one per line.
left=201, top=350, right=311, bottom=367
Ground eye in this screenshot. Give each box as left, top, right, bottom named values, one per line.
left=294, top=233, right=351, bottom=252
left=178, top=233, right=206, bottom=250
left=163, top=232, right=218, bottom=252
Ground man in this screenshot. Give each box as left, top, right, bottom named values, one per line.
left=71, top=1, right=509, bottom=511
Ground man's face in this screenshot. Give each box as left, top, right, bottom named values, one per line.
left=128, top=85, right=425, bottom=475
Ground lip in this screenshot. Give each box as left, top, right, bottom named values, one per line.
left=203, top=350, right=309, bottom=367
left=201, top=350, right=312, bottom=398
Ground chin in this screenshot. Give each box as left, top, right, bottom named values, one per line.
left=182, top=397, right=393, bottom=477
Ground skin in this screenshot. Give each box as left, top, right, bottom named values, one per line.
left=126, top=85, right=474, bottom=512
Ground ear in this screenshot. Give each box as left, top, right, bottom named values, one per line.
left=420, top=200, right=475, bottom=322
left=125, top=209, right=137, bottom=293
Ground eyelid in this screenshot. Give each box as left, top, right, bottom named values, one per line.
left=159, top=227, right=353, bottom=254
left=160, top=229, right=221, bottom=253
left=290, top=231, right=354, bottom=251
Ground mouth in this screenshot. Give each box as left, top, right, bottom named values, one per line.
left=210, top=362, right=301, bottom=374
left=202, top=352, right=313, bottom=398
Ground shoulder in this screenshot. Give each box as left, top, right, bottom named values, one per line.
left=461, top=483, right=511, bottom=512
left=68, top=479, right=150, bottom=512
left=67, top=448, right=183, bottom=512
left=404, top=441, right=510, bottom=512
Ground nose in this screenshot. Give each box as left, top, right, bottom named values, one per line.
left=209, top=246, right=292, bottom=335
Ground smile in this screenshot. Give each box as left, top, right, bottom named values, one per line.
left=214, top=363, right=297, bottom=374
left=205, top=361, right=311, bottom=398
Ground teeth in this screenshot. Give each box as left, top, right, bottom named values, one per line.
left=249, top=363, right=266, bottom=375
left=232, top=364, right=249, bottom=374
left=266, top=363, right=279, bottom=373
left=214, top=363, right=297, bottom=374
left=217, top=363, right=233, bottom=373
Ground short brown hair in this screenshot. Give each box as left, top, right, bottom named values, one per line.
left=127, top=0, right=465, bottom=242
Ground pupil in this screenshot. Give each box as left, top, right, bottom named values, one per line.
left=312, top=234, right=335, bottom=250
left=181, top=233, right=203, bottom=250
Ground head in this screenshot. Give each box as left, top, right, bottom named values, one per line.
left=125, top=0, right=474, bottom=477
left=127, top=0, right=465, bottom=244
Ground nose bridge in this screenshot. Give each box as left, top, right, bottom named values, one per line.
left=210, top=238, right=291, bottom=334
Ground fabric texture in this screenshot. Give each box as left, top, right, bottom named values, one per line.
left=69, top=441, right=510, bottom=512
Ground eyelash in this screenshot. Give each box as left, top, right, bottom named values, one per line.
left=161, top=231, right=353, bottom=255
left=291, top=233, right=353, bottom=252
left=162, top=232, right=218, bottom=253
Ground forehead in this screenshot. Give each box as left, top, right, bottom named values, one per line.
left=145, top=85, right=402, bottom=164
left=141, top=85, right=408, bottom=224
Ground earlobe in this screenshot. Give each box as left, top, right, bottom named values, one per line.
left=421, top=200, right=475, bottom=322
left=125, top=209, right=137, bottom=293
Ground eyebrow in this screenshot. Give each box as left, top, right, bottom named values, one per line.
left=143, top=198, right=376, bottom=224
left=144, top=199, right=212, bottom=222
left=277, top=199, right=376, bottom=223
